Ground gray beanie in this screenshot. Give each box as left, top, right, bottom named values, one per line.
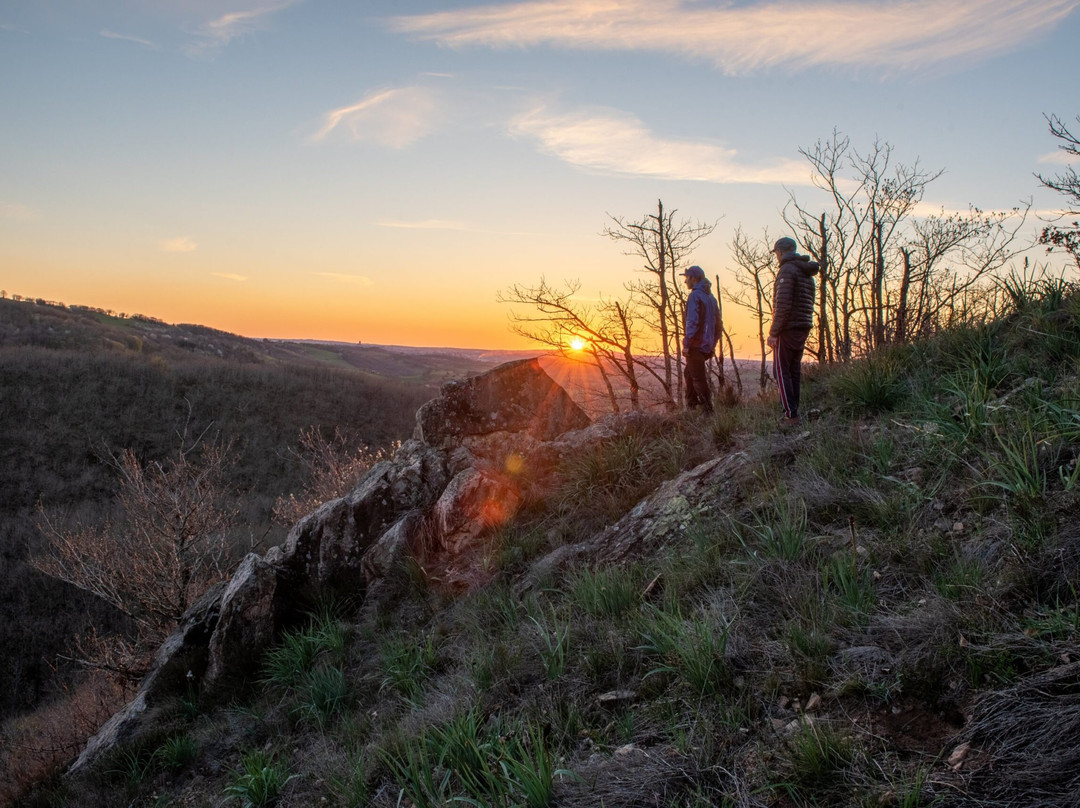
left=773, top=237, right=797, bottom=254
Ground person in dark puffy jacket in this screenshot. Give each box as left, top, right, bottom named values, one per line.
left=767, top=237, right=819, bottom=426
left=681, top=264, right=721, bottom=413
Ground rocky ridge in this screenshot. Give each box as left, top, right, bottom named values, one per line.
left=71, top=357, right=601, bottom=770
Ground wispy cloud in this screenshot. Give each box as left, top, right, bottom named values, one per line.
left=0, top=200, right=37, bottom=222
left=1038, top=149, right=1080, bottom=165
left=376, top=219, right=469, bottom=230
left=313, top=86, right=441, bottom=148
left=186, top=1, right=299, bottom=57
left=160, top=236, right=197, bottom=253
left=510, top=105, right=807, bottom=184
left=213, top=273, right=249, bottom=282
left=100, top=29, right=159, bottom=49
left=316, top=272, right=374, bottom=285
left=1, top=22, right=29, bottom=34
left=389, top=0, right=1079, bottom=75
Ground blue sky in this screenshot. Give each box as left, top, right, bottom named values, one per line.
left=2, top=0, right=1078, bottom=351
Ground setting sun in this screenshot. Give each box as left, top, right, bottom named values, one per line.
left=569, top=337, right=587, bottom=352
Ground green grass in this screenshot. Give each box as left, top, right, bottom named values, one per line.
left=378, top=631, right=439, bottom=701
left=737, top=493, right=809, bottom=561
left=155, top=734, right=197, bottom=770
left=568, top=563, right=643, bottom=618
left=636, top=603, right=732, bottom=696
left=530, top=612, right=571, bottom=680
left=39, top=284, right=1080, bottom=808
left=224, top=750, right=295, bottom=808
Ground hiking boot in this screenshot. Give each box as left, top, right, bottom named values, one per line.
left=779, top=415, right=801, bottom=429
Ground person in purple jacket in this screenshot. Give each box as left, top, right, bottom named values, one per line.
left=681, top=264, right=721, bottom=414
left=767, top=237, right=819, bottom=426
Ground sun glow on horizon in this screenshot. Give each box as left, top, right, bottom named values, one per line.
left=569, top=337, right=587, bottom=352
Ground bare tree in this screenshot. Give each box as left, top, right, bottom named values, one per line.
left=603, top=199, right=718, bottom=407
left=726, top=226, right=775, bottom=393
left=33, top=437, right=240, bottom=675
left=899, top=204, right=1031, bottom=341
left=784, top=132, right=942, bottom=360
left=1036, top=113, right=1080, bottom=270
left=498, top=279, right=642, bottom=411
left=783, top=131, right=1027, bottom=359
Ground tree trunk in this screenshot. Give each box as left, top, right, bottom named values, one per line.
left=817, top=213, right=833, bottom=363
left=590, top=346, right=620, bottom=413
left=872, top=221, right=886, bottom=348
left=897, top=247, right=912, bottom=344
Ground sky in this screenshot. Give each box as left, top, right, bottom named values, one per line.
left=2, top=0, right=1078, bottom=354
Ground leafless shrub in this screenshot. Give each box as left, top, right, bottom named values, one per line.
left=0, top=671, right=129, bottom=805
left=33, top=438, right=240, bottom=675
left=272, top=427, right=395, bottom=528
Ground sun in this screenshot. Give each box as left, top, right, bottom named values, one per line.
left=569, top=337, right=587, bottom=352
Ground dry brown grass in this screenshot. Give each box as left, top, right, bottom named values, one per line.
left=0, top=672, right=130, bottom=806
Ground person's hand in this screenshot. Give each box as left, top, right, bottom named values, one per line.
left=766, top=335, right=778, bottom=349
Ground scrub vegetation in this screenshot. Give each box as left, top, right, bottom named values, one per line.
left=9, top=277, right=1080, bottom=807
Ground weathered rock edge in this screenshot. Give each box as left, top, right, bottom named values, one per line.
left=69, top=357, right=591, bottom=772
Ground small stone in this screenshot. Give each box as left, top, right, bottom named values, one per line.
left=805, top=693, right=822, bottom=713
left=597, top=689, right=636, bottom=706
left=948, top=742, right=971, bottom=771
left=614, top=744, right=637, bottom=756
left=952, top=522, right=965, bottom=533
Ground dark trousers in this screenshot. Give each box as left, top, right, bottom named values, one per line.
left=774, top=329, right=810, bottom=418
left=684, top=351, right=713, bottom=413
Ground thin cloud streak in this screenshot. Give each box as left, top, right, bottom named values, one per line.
left=1038, top=149, right=1080, bottom=165
left=376, top=219, right=469, bottom=230
left=313, top=86, right=440, bottom=148
left=212, top=273, right=249, bottom=282
left=0, top=201, right=37, bottom=222
left=160, top=237, right=197, bottom=253
left=510, top=105, right=808, bottom=184
left=100, top=29, right=159, bottom=49
left=187, top=1, right=299, bottom=56
left=389, top=0, right=1080, bottom=75
left=316, top=273, right=375, bottom=285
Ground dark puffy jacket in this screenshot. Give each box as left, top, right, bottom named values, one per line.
left=683, top=278, right=720, bottom=355
left=770, top=253, right=819, bottom=337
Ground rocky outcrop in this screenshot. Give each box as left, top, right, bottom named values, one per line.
left=71, top=357, right=590, bottom=772
left=415, top=357, right=590, bottom=446
left=521, top=450, right=751, bottom=590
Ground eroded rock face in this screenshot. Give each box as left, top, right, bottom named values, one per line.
left=415, top=357, right=590, bottom=447
left=70, top=583, right=225, bottom=772
left=521, top=451, right=751, bottom=591
left=432, top=468, right=525, bottom=556
left=71, top=358, right=589, bottom=772
left=205, top=554, right=280, bottom=688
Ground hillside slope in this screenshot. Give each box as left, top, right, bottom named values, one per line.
left=15, top=282, right=1080, bottom=807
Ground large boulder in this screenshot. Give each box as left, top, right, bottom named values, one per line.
left=415, top=357, right=590, bottom=447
